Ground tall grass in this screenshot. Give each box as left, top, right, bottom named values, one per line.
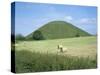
left=15, top=50, right=97, bottom=73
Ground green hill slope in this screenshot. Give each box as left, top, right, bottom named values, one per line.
left=26, top=21, right=91, bottom=40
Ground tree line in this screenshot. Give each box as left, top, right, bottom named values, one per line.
left=14, top=30, right=81, bottom=41
left=15, top=30, right=45, bottom=41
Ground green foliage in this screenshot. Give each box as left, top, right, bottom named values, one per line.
left=32, top=30, right=45, bottom=40
left=76, top=33, right=80, bottom=37
left=14, top=36, right=97, bottom=73
left=26, top=21, right=91, bottom=40
left=15, top=50, right=97, bottom=73
left=15, top=34, right=25, bottom=41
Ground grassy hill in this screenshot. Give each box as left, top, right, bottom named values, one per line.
left=26, top=21, right=91, bottom=40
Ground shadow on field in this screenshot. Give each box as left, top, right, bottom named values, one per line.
left=14, top=50, right=97, bottom=73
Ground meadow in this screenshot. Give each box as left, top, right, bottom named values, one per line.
left=15, top=36, right=97, bottom=73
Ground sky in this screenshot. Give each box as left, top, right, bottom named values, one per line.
left=13, top=2, right=97, bottom=36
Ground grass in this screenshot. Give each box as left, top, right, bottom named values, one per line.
left=14, top=36, right=97, bottom=73
left=15, top=50, right=97, bottom=73
left=26, top=21, right=90, bottom=40
left=16, top=36, right=97, bottom=58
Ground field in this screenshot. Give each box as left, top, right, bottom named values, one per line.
left=15, top=36, right=97, bottom=73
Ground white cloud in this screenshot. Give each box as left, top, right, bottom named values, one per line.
left=65, top=16, right=73, bottom=21
left=78, top=18, right=97, bottom=24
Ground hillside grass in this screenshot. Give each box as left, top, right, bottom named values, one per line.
left=14, top=36, right=97, bottom=73
left=26, top=21, right=90, bottom=40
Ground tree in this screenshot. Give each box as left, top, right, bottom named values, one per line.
left=76, top=33, right=80, bottom=37
left=33, top=30, right=45, bottom=40
left=15, top=34, right=25, bottom=41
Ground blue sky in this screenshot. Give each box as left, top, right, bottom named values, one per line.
left=14, top=2, right=97, bottom=36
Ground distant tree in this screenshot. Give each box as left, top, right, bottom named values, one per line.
left=15, top=34, right=25, bottom=41
left=76, top=33, right=80, bottom=37
left=32, top=30, right=45, bottom=40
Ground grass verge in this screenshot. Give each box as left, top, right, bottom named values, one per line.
left=14, top=50, right=97, bottom=73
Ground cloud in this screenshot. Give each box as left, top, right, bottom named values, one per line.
left=65, top=16, right=73, bottom=21
left=78, top=18, right=97, bottom=25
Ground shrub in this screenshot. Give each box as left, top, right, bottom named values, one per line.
left=76, top=33, right=80, bottom=37
left=32, top=30, right=45, bottom=40
left=15, top=34, right=25, bottom=41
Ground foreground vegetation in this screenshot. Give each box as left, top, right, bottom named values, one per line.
left=15, top=50, right=97, bottom=73
left=14, top=36, right=97, bottom=73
